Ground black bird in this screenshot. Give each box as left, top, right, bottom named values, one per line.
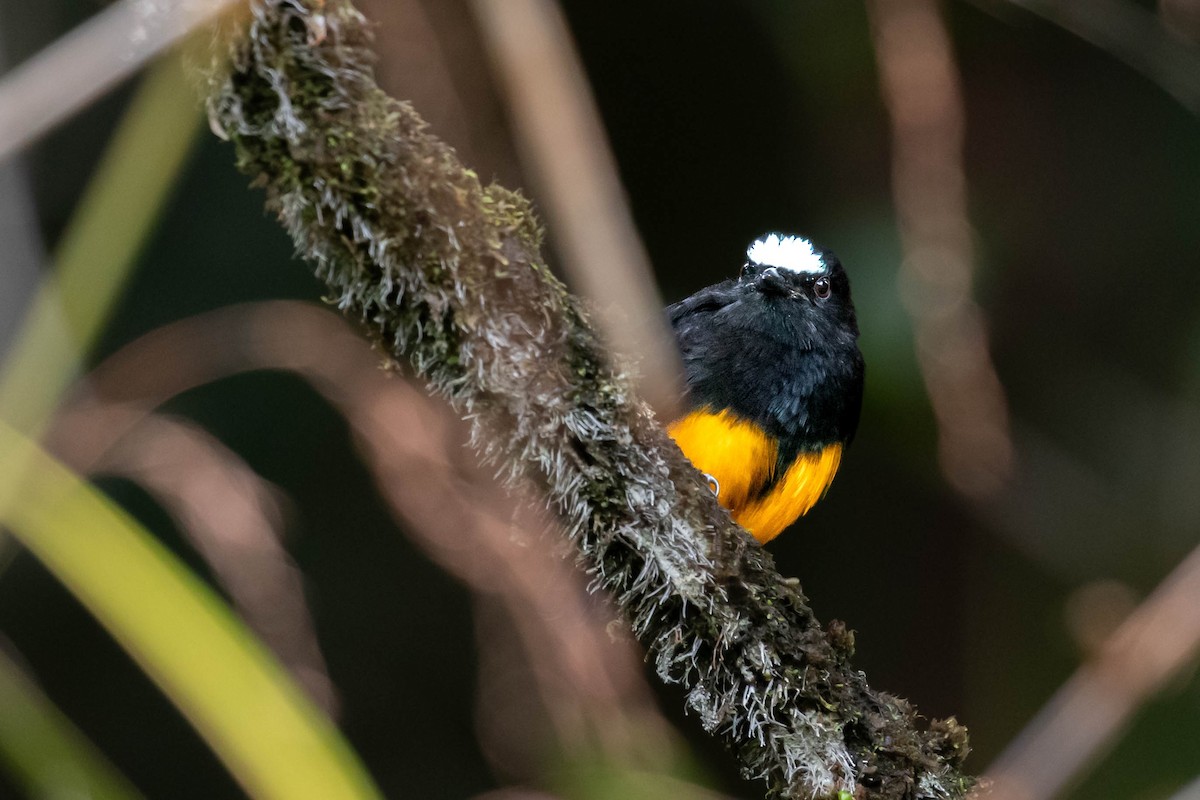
left=667, top=233, right=865, bottom=543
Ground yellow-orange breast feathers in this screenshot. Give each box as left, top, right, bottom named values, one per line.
left=667, top=409, right=843, bottom=544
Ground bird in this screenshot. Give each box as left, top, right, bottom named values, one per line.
left=666, top=232, right=865, bottom=544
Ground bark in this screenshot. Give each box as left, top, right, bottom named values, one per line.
left=205, top=2, right=974, bottom=797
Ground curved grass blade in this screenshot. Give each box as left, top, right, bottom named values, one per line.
left=0, top=647, right=146, bottom=800
left=0, top=47, right=202, bottom=434
left=0, top=420, right=383, bottom=800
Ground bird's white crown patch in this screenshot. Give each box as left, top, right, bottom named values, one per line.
left=746, top=233, right=825, bottom=275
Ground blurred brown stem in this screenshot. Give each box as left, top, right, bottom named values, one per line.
left=47, top=401, right=339, bottom=716
left=867, top=0, right=1014, bottom=498
left=57, top=301, right=679, bottom=778
left=0, top=0, right=245, bottom=162
left=470, top=0, right=684, bottom=421
left=983, top=541, right=1200, bottom=800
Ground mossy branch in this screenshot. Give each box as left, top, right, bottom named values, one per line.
left=206, top=2, right=974, bottom=797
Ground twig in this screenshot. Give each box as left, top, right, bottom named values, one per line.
left=469, top=0, right=685, bottom=420
left=867, top=0, right=1014, bottom=498
left=984, top=541, right=1200, bottom=800
left=0, top=0, right=244, bottom=163
left=58, top=301, right=676, bottom=775
left=347, top=382, right=680, bottom=769
left=205, top=3, right=974, bottom=796
left=47, top=402, right=339, bottom=716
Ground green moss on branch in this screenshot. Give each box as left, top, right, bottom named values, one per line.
left=206, top=2, right=974, bottom=797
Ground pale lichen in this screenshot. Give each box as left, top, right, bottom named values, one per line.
left=206, top=2, right=974, bottom=797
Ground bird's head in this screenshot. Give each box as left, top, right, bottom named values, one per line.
left=736, top=233, right=859, bottom=338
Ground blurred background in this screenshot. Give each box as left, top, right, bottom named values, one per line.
left=0, top=0, right=1198, bottom=798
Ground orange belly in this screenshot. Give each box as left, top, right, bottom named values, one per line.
left=667, top=409, right=843, bottom=544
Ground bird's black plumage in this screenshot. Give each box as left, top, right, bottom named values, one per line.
left=666, top=234, right=864, bottom=541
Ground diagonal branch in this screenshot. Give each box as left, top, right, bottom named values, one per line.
left=205, top=2, right=974, bottom=797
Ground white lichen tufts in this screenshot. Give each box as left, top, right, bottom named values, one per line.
left=207, top=2, right=975, bottom=797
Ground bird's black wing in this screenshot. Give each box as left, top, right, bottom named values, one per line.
left=667, top=279, right=740, bottom=328
left=667, top=280, right=742, bottom=410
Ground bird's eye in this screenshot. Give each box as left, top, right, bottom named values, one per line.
left=740, top=263, right=755, bottom=279
left=813, top=276, right=832, bottom=300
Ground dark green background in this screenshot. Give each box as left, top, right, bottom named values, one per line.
left=1, top=1, right=1198, bottom=797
